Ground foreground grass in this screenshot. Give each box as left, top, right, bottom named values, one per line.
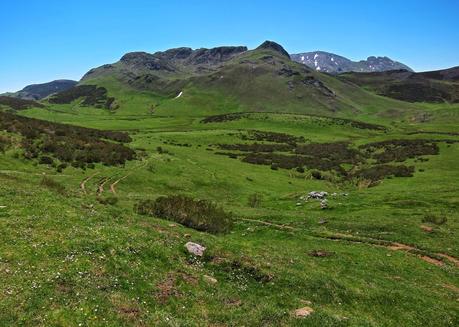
left=1, top=93, right=458, bottom=325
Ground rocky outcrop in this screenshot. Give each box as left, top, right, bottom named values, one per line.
left=256, top=41, right=290, bottom=58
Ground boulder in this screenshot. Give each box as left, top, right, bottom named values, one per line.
left=185, top=242, right=206, bottom=257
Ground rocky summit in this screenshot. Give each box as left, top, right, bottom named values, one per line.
left=291, top=51, right=413, bottom=74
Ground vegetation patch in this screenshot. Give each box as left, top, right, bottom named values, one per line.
left=201, top=112, right=248, bottom=123
left=242, top=130, right=305, bottom=144
left=350, top=164, right=415, bottom=183
left=360, top=139, right=440, bottom=163
left=422, top=214, right=448, bottom=225
left=49, top=85, right=116, bottom=109
left=135, top=195, right=233, bottom=234
left=0, top=96, right=44, bottom=110
left=0, top=112, right=135, bottom=168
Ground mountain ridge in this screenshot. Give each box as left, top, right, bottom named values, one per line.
left=291, top=51, right=413, bottom=74
left=2, top=79, right=78, bottom=100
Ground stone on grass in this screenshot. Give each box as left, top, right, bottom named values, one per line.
left=203, top=275, right=218, bottom=284
left=185, top=242, right=206, bottom=257
left=294, top=306, right=314, bottom=317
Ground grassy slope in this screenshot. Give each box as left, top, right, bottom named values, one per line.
left=1, top=57, right=459, bottom=325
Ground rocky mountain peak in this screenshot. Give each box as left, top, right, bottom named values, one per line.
left=256, top=41, right=290, bottom=58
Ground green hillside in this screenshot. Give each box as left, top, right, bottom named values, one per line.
left=1, top=42, right=458, bottom=326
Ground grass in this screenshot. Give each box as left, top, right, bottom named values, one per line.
left=0, top=58, right=458, bottom=325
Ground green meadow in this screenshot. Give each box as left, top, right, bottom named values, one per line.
left=0, top=79, right=458, bottom=326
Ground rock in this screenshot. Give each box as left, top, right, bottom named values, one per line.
left=318, top=218, right=328, bottom=225
left=308, top=191, right=328, bottom=200
left=309, top=250, right=333, bottom=257
left=320, top=199, right=328, bottom=209
left=294, top=306, right=314, bottom=317
left=183, top=233, right=191, bottom=238
left=185, top=242, right=206, bottom=257
left=421, top=225, right=433, bottom=232
left=203, top=275, right=217, bottom=285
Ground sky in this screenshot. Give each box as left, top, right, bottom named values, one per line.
left=1, top=0, right=458, bottom=93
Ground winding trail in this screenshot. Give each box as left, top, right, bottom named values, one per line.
left=241, top=218, right=458, bottom=268
left=108, top=160, right=150, bottom=194
left=79, top=172, right=99, bottom=194
left=318, top=232, right=458, bottom=267
left=97, top=176, right=113, bottom=196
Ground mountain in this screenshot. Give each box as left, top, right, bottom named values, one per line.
left=3, top=80, right=78, bottom=100
left=339, top=66, right=459, bottom=103
left=73, top=40, right=408, bottom=117
left=290, top=51, right=413, bottom=74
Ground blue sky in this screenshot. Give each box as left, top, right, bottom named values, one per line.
left=1, top=0, right=458, bottom=93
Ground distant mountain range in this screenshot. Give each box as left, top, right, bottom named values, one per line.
left=291, top=51, right=413, bottom=74
left=3, top=41, right=458, bottom=107
left=2, top=80, right=77, bottom=100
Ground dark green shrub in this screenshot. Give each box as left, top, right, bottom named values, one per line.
left=311, top=170, right=323, bottom=180
left=422, top=214, right=447, bottom=225
left=135, top=195, right=232, bottom=234
left=97, top=196, right=118, bottom=206
left=39, top=156, right=54, bottom=165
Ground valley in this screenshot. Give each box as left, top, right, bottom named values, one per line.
left=0, top=41, right=458, bottom=326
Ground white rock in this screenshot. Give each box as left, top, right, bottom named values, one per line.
left=185, top=242, right=206, bottom=257
left=203, top=275, right=217, bottom=284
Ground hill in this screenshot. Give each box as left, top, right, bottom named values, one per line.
left=2, top=80, right=78, bottom=100
left=291, top=51, right=413, bottom=74
left=339, top=67, right=459, bottom=103
left=44, top=41, right=417, bottom=121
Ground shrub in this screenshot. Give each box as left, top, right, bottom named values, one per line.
left=135, top=195, right=233, bottom=234
left=422, top=214, right=447, bottom=225
left=40, top=176, right=66, bottom=195
left=0, top=135, right=11, bottom=153
left=39, top=156, right=54, bottom=165
left=97, top=196, right=119, bottom=206
left=248, top=193, right=263, bottom=208
left=311, top=170, right=323, bottom=180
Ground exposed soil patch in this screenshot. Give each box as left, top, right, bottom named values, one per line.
left=309, top=250, right=334, bottom=257
left=155, top=273, right=181, bottom=304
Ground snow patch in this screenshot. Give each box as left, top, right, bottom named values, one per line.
left=174, top=91, right=183, bottom=99
left=316, top=66, right=321, bottom=71
left=314, top=53, right=319, bottom=59
left=331, top=57, right=334, bottom=62
left=314, top=60, right=318, bottom=67
left=301, top=55, right=305, bottom=61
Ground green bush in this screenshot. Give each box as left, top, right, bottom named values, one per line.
left=97, top=196, right=119, bottom=206
left=422, top=214, right=447, bottom=225
left=135, top=195, right=233, bottom=234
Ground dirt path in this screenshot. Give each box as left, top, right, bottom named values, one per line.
left=318, top=232, right=458, bottom=267
left=109, top=160, right=150, bottom=194
left=109, top=174, right=131, bottom=194
left=80, top=172, right=100, bottom=194
left=241, top=218, right=296, bottom=230
left=97, top=176, right=113, bottom=196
